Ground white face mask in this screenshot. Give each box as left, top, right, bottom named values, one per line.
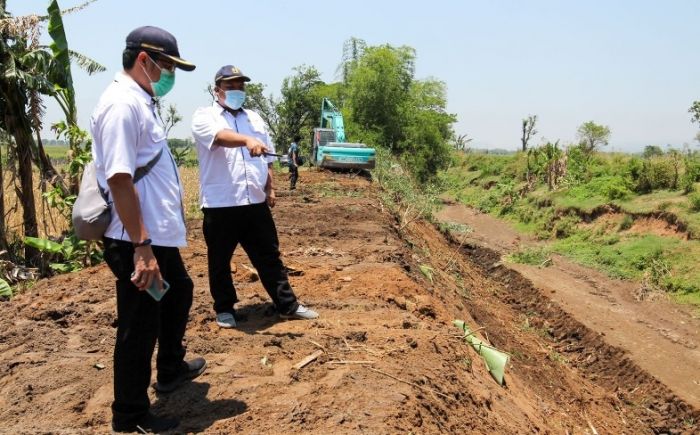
left=223, top=90, right=246, bottom=110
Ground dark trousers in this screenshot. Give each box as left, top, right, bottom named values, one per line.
left=103, top=238, right=194, bottom=427
left=289, top=165, right=298, bottom=189
left=202, top=202, right=298, bottom=316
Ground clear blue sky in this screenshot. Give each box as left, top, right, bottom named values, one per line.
left=10, top=0, right=700, bottom=151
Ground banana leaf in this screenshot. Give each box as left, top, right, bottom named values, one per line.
left=454, top=319, right=510, bottom=386
left=24, top=236, right=62, bottom=254
left=0, top=278, right=11, bottom=298
left=46, top=0, right=72, bottom=89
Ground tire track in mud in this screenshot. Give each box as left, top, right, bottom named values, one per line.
left=445, top=232, right=700, bottom=433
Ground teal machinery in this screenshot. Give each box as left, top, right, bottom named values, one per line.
left=310, top=98, right=376, bottom=170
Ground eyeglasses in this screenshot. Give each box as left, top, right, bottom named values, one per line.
left=156, top=59, right=176, bottom=73
left=146, top=53, right=176, bottom=72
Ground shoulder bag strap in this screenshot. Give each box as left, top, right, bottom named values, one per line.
left=133, top=147, right=164, bottom=183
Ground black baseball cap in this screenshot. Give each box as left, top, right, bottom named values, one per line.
left=215, top=65, right=251, bottom=83
left=125, top=26, right=196, bottom=71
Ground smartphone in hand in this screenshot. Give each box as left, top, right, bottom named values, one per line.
left=131, top=272, right=170, bottom=301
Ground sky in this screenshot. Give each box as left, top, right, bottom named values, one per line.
left=8, top=0, right=700, bottom=152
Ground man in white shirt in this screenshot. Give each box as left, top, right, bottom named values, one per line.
left=191, top=65, right=319, bottom=329
left=91, top=26, right=205, bottom=434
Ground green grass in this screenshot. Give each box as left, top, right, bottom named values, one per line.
left=552, top=233, right=676, bottom=280
left=618, top=190, right=686, bottom=214
left=505, top=247, right=551, bottom=267
left=44, top=145, right=70, bottom=160
left=551, top=191, right=608, bottom=214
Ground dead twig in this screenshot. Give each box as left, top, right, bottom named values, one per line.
left=292, top=350, right=324, bottom=370
left=328, top=360, right=376, bottom=365
left=367, top=367, right=451, bottom=400
left=306, top=339, right=326, bottom=351
left=583, top=412, right=598, bottom=435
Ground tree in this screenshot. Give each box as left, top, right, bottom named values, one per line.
left=335, top=37, right=367, bottom=83
left=577, top=121, right=611, bottom=153
left=689, top=100, right=700, bottom=124
left=345, top=43, right=455, bottom=181
left=453, top=133, right=472, bottom=152
left=246, top=65, right=324, bottom=151
left=244, top=82, right=280, bottom=140
left=158, top=103, right=182, bottom=138
left=690, top=101, right=700, bottom=144
left=276, top=65, right=323, bottom=150
left=642, top=145, right=664, bottom=159
left=346, top=44, right=416, bottom=149
left=402, top=79, right=456, bottom=182
left=520, top=114, right=537, bottom=152
left=156, top=103, right=191, bottom=166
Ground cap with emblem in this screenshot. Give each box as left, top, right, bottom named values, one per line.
left=215, top=65, right=251, bottom=83
left=126, top=26, right=196, bottom=71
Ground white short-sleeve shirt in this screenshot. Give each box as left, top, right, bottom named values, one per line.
left=90, top=71, right=186, bottom=247
left=191, top=103, right=276, bottom=208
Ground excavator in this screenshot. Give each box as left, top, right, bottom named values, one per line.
left=310, top=98, right=376, bottom=170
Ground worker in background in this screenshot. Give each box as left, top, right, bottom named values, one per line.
left=92, top=26, right=205, bottom=434
left=288, top=135, right=301, bottom=190
left=191, top=65, right=320, bottom=329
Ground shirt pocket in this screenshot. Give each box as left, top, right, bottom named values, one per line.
left=148, top=120, right=167, bottom=144
left=248, top=117, right=267, bottom=137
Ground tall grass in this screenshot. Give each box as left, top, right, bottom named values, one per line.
left=373, top=147, right=441, bottom=228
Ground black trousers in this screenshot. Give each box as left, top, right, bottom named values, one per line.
left=202, top=202, right=298, bottom=316
left=103, top=238, right=194, bottom=427
left=289, top=165, right=298, bottom=189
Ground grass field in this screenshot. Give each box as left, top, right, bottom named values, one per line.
left=439, top=151, right=700, bottom=307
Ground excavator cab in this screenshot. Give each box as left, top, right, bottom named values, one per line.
left=310, top=98, right=376, bottom=170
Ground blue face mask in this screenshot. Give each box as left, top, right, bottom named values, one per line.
left=224, top=90, right=246, bottom=110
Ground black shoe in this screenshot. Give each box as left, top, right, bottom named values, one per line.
left=112, top=412, right=179, bottom=433
left=154, top=357, right=207, bottom=394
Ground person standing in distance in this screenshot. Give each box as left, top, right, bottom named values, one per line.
left=191, top=65, right=319, bottom=329
left=288, top=135, right=301, bottom=190
left=91, top=26, right=205, bottom=433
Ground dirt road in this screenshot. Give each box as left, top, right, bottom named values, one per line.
left=436, top=204, right=700, bottom=408
left=0, top=171, right=697, bottom=434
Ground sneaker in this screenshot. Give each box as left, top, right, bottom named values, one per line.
left=280, top=304, right=319, bottom=320
left=215, top=312, right=237, bottom=329
left=112, top=412, right=179, bottom=433
left=154, top=357, right=207, bottom=394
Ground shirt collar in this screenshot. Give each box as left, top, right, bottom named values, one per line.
left=115, top=71, right=155, bottom=107
left=212, top=101, right=247, bottom=118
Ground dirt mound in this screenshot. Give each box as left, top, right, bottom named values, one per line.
left=0, top=170, right=697, bottom=434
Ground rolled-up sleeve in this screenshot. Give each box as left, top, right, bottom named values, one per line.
left=192, top=107, right=220, bottom=150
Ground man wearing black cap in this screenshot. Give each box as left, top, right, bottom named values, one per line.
left=191, top=65, right=319, bottom=330
left=90, top=26, right=205, bottom=433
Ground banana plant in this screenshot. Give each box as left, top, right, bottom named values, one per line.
left=46, top=0, right=105, bottom=194
left=1, top=1, right=102, bottom=267
left=24, top=235, right=94, bottom=274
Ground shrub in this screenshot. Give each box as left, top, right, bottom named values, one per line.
left=567, top=175, right=632, bottom=202
left=553, top=215, right=579, bottom=239
left=619, top=215, right=634, bottom=231
left=634, top=157, right=676, bottom=193
left=689, top=192, right=700, bottom=212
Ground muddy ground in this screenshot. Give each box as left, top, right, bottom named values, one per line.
left=0, top=170, right=698, bottom=434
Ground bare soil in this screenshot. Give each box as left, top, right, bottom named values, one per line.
left=0, top=171, right=698, bottom=434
